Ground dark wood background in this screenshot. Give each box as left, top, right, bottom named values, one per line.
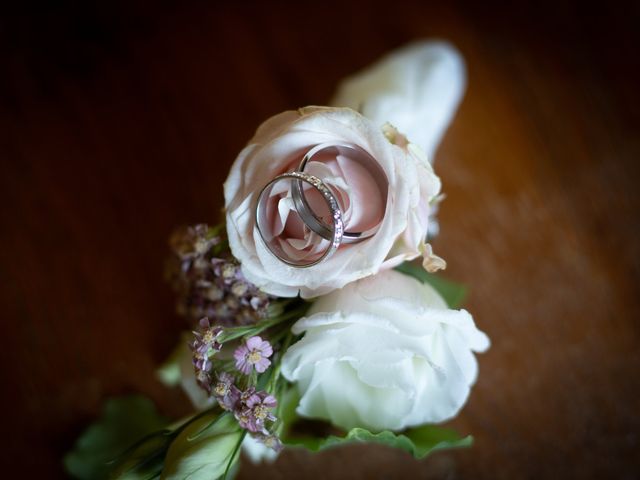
left=1, top=1, right=639, bottom=478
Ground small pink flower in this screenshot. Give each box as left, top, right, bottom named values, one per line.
left=234, top=336, right=273, bottom=374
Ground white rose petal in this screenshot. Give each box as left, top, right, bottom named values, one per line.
left=331, top=40, right=466, bottom=162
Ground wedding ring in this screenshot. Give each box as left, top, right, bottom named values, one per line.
left=291, top=143, right=388, bottom=244
left=256, top=172, right=343, bottom=268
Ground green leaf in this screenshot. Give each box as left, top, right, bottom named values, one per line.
left=395, top=261, right=467, bottom=308
left=64, top=396, right=169, bottom=480
left=285, top=425, right=472, bottom=459
left=278, top=387, right=301, bottom=431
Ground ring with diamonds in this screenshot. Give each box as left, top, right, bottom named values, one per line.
left=255, top=171, right=344, bottom=268
left=291, top=142, right=388, bottom=244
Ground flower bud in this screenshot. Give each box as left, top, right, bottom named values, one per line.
left=109, top=433, right=172, bottom=479
left=160, top=413, right=242, bottom=480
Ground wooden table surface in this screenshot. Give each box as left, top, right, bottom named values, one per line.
left=1, top=1, right=639, bottom=478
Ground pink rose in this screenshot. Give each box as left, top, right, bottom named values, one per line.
left=224, top=107, right=441, bottom=298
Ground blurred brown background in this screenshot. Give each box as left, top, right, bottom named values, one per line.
left=1, top=1, right=639, bottom=478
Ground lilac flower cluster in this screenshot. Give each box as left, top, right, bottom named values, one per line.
left=167, top=224, right=270, bottom=326
left=190, top=319, right=283, bottom=451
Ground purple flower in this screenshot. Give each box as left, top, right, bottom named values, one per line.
left=191, top=349, right=212, bottom=372
left=235, top=389, right=277, bottom=432
left=167, top=224, right=272, bottom=327
left=190, top=318, right=223, bottom=379
left=252, top=432, right=284, bottom=452
left=195, top=369, right=212, bottom=394
left=235, top=408, right=257, bottom=432
left=168, top=224, right=220, bottom=259
left=192, top=318, right=223, bottom=354
left=213, top=372, right=241, bottom=411
left=234, top=336, right=273, bottom=374
left=239, top=386, right=257, bottom=404
left=246, top=391, right=277, bottom=421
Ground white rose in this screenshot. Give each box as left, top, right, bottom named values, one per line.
left=280, top=269, right=490, bottom=432
left=331, top=40, right=466, bottom=162
left=224, top=106, right=441, bottom=298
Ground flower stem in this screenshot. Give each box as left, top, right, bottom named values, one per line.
left=219, top=303, right=308, bottom=343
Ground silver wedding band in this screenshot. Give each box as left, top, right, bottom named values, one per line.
left=291, top=143, right=388, bottom=243
left=256, top=171, right=343, bottom=268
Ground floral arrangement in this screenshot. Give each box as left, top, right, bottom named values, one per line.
left=65, top=41, right=489, bottom=480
